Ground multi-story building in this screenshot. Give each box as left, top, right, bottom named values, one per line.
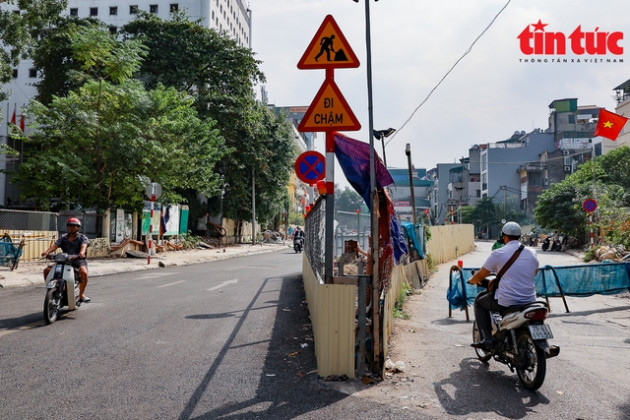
left=613, top=78, right=630, bottom=147
left=387, top=167, right=433, bottom=223
left=427, top=163, right=459, bottom=225
left=1, top=0, right=251, bottom=207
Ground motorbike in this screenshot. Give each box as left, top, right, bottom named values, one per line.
left=43, top=253, right=82, bottom=324
left=472, top=278, right=560, bottom=390
left=551, top=238, right=562, bottom=252
left=293, top=237, right=304, bottom=253
left=541, top=237, right=550, bottom=251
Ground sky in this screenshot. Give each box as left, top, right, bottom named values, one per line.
left=249, top=0, right=629, bottom=186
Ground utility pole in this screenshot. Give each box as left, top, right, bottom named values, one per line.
left=406, top=144, right=417, bottom=225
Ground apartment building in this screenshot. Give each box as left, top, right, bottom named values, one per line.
left=1, top=0, right=251, bottom=206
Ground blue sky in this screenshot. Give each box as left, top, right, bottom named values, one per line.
left=251, top=0, right=629, bottom=184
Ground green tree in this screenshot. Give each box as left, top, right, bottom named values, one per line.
left=219, top=104, right=295, bottom=229
left=31, top=16, right=100, bottom=105
left=11, top=25, right=227, bottom=212
left=534, top=146, right=630, bottom=247
left=534, top=180, right=589, bottom=243
left=0, top=0, right=68, bottom=102
left=468, top=197, right=499, bottom=236
left=336, top=186, right=367, bottom=213
left=12, top=80, right=226, bottom=211
left=122, top=14, right=295, bottom=236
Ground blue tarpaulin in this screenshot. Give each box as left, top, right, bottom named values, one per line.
left=448, top=262, right=630, bottom=310
left=401, top=222, right=425, bottom=259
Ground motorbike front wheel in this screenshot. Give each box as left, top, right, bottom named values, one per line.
left=472, top=320, right=491, bottom=362
left=44, top=288, right=60, bottom=324
left=516, top=329, right=546, bottom=390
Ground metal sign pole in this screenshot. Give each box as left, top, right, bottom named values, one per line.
left=325, top=70, right=335, bottom=284
left=362, top=0, right=382, bottom=375
left=148, top=184, right=155, bottom=265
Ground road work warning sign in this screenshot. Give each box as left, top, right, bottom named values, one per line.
left=297, top=15, right=360, bottom=70
left=297, top=78, right=361, bottom=132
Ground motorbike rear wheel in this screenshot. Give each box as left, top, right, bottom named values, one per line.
left=44, top=288, right=60, bottom=324
left=472, top=320, right=491, bottom=362
left=516, top=329, right=546, bottom=390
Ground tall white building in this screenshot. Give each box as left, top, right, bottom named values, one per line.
left=0, top=0, right=251, bottom=206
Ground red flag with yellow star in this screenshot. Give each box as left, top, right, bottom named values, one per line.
left=594, top=108, right=628, bottom=141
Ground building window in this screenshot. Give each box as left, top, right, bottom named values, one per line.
left=29, top=68, right=37, bottom=78
left=130, top=5, right=138, bottom=14
left=110, top=7, right=118, bottom=16
left=89, top=7, right=98, bottom=17
left=170, top=4, right=179, bottom=12
left=12, top=69, right=18, bottom=79
left=69, top=8, right=78, bottom=16
left=109, top=26, right=117, bottom=35
left=150, top=4, right=158, bottom=14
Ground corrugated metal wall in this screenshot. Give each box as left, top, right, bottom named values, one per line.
left=302, top=224, right=474, bottom=378
left=2, top=230, right=57, bottom=262
left=426, top=224, right=475, bottom=264
left=302, top=252, right=356, bottom=378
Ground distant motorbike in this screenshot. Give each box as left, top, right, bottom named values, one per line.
left=472, top=278, right=560, bottom=390
left=43, top=253, right=82, bottom=324
left=293, top=237, right=304, bottom=253
left=541, top=237, right=550, bottom=251
left=551, top=238, right=562, bottom=252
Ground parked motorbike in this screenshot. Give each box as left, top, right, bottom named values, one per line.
left=43, top=253, right=81, bottom=324
left=541, top=237, right=550, bottom=251
left=293, top=237, right=304, bottom=253
left=551, top=238, right=562, bottom=252
left=472, top=278, right=560, bottom=390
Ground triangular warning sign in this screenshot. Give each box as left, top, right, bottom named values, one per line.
left=298, top=78, right=361, bottom=132
left=297, top=15, right=360, bottom=70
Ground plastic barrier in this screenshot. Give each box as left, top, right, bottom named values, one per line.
left=447, top=262, right=630, bottom=316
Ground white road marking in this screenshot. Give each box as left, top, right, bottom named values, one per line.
left=157, top=280, right=186, bottom=288
left=207, top=278, right=238, bottom=291
left=137, top=272, right=177, bottom=280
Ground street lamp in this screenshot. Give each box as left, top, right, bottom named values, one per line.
left=373, top=128, right=396, bottom=168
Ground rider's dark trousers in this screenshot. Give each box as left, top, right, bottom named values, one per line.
left=474, top=292, right=509, bottom=341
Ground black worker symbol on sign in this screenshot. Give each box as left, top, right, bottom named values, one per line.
left=314, top=34, right=348, bottom=62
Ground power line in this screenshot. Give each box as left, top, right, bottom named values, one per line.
left=386, top=0, right=512, bottom=147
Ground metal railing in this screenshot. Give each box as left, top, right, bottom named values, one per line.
left=0, top=209, right=102, bottom=238
left=304, top=197, right=326, bottom=283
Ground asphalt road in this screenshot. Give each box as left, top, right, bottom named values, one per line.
left=0, top=248, right=415, bottom=419
left=2, top=242, right=629, bottom=419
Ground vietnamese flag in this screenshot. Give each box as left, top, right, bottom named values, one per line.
left=19, top=114, right=25, bottom=131
left=10, top=109, right=16, bottom=125
left=594, top=108, right=628, bottom=141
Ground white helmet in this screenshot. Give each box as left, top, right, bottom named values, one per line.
left=501, top=221, right=522, bottom=237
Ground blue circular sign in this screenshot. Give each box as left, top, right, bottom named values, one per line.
left=583, top=198, right=597, bottom=213
left=295, top=151, right=325, bottom=184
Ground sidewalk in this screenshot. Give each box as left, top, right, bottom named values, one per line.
left=0, top=242, right=289, bottom=288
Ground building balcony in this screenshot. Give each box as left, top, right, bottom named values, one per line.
left=519, top=161, right=547, bottom=172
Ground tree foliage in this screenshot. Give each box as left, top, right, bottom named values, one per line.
left=534, top=146, right=630, bottom=247
left=336, top=186, right=367, bottom=213
left=0, top=0, right=68, bottom=102
left=13, top=79, right=226, bottom=211
left=11, top=25, right=226, bottom=211
left=122, top=13, right=293, bottom=228
left=31, top=17, right=98, bottom=104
